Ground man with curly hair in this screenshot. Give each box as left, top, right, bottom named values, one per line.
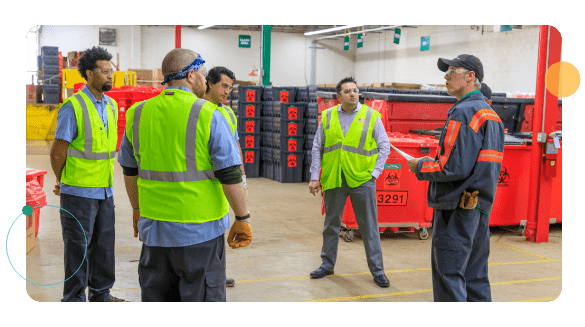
left=50, top=46, right=125, bottom=302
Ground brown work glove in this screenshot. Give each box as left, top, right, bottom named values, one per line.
left=132, top=209, right=142, bottom=241
left=459, top=190, right=479, bottom=209
left=53, top=178, right=61, bottom=196
left=227, top=219, right=252, bottom=249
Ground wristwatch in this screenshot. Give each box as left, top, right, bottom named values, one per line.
left=235, top=210, right=250, bottom=221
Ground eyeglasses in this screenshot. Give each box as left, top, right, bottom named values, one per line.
left=94, top=68, right=114, bottom=75
left=341, top=88, right=359, bottom=94
left=219, top=83, right=233, bottom=92
left=445, top=68, right=469, bottom=77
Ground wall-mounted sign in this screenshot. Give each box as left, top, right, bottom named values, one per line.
left=344, top=36, right=350, bottom=51
left=239, top=35, right=251, bottom=48
left=421, top=36, right=430, bottom=51
left=393, top=28, right=401, bottom=44
left=357, top=33, right=363, bottom=48
left=99, top=28, right=116, bottom=46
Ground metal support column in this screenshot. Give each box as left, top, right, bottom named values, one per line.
left=261, top=25, right=271, bottom=86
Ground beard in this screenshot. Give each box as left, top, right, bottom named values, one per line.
left=101, top=83, right=113, bottom=92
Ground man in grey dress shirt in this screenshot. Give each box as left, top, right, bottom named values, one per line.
left=308, top=77, right=391, bottom=288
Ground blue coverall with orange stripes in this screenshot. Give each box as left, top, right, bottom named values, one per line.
left=414, top=90, right=505, bottom=302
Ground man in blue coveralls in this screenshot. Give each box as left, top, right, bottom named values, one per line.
left=407, top=54, right=505, bottom=301
left=50, top=46, right=125, bottom=302
left=117, top=48, right=251, bottom=301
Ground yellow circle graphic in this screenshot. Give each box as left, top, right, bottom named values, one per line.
left=545, top=61, right=580, bottom=98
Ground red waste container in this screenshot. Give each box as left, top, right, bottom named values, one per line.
left=316, top=92, right=340, bottom=127
left=339, top=132, right=438, bottom=241
left=26, top=169, right=48, bottom=237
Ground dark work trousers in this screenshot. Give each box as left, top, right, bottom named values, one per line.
left=321, top=172, right=385, bottom=277
left=138, top=234, right=226, bottom=302
left=59, top=193, right=116, bottom=302
left=431, top=207, right=492, bottom=302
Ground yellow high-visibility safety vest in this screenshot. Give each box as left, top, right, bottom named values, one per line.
left=320, top=104, right=380, bottom=192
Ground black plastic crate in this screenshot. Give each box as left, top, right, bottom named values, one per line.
left=42, top=74, right=61, bottom=85
left=261, top=147, right=274, bottom=179
left=273, top=150, right=305, bottom=183
left=230, top=99, right=239, bottom=110
left=237, top=102, right=262, bottom=118
left=273, top=134, right=304, bottom=152
left=42, top=55, right=60, bottom=66
left=239, top=132, right=262, bottom=149
left=304, top=133, right=315, bottom=150
left=296, top=87, right=309, bottom=102
left=237, top=117, right=262, bottom=134
left=43, top=85, right=60, bottom=104
left=262, top=86, right=273, bottom=101
left=230, top=87, right=239, bottom=100
left=272, top=87, right=297, bottom=103
left=303, top=150, right=313, bottom=182
left=261, top=132, right=273, bottom=147
left=309, top=92, right=317, bottom=103
left=305, top=118, right=318, bottom=135
left=261, top=101, right=273, bottom=116
left=42, top=64, right=59, bottom=76
left=261, top=116, right=273, bottom=132
left=242, top=147, right=261, bottom=178
left=308, top=85, right=318, bottom=93
left=277, top=118, right=305, bottom=136
left=41, top=46, right=59, bottom=56
left=306, top=102, right=318, bottom=118
left=271, top=101, right=282, bottom=117
left=280, top=102, right=306, bottom=120
left=238, top=85, right=263, bottom=102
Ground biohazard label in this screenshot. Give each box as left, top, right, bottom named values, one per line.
left=498, top=166, right=509, bottom=187
left=288, top=154, right=297, bottom=167
left=245, top=151, right=255, bottom=163
left=280, top=91, right=289, bottom=103
left=288, top=107, right=297, bottom=120
left=288, top=138, right=297, bottom=151
left=383, top=169, right=401, bottom=189
left=245, top=136, right=255, bottom=148
left=246, top=105, right=256, bottom=117
left=245, top=120, right=255, bottom=133
left=246, top=90, right=256, bottom=102
left=376, top=191, right=408, bottom=206
left=288, top=123, right=298, bottom=136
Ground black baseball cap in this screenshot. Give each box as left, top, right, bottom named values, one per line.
left=438, top=54, right=484, bottom=82
left=480, top=83, right=492, bottom=100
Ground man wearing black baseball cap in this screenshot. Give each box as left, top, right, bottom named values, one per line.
left=480, top=82, right=493, bottom=106
left=407, top=54, right=505, bottom=301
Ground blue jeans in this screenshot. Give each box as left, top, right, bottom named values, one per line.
left=60, top=193, right=116, bottom=302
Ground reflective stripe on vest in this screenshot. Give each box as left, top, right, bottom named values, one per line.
left=323, top=107, right=379, bottom=157
left=66, top=93, right=117, bottom=160
left=133, top=99, right=216, bottom=182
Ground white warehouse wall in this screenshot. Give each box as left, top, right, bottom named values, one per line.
left=353, top=25, right=541, bottom=94
left=36, top=25, right=541, bottom=92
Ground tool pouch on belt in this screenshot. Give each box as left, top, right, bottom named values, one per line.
left=459, top=190, right=479, bottom=209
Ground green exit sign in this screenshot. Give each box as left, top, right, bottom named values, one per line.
left=239, top=35, right=251, bottom=48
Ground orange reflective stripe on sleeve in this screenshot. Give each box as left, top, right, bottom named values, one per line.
left=439, top=120, right=461, bottom=167
left=420, top=161, right=444, bottom=173
left=469, top=109, right=502, bottom=133
left=477, top=149, right=504, bottom=163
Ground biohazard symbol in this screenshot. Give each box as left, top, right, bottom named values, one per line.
left=246, top=105, right=255, bottom=117
left=246, top=136, right=255, bottom=148
left=288, top=138, right=297, bottom=151
left=245, top=151, right=255, bottom=163
left=280, top=91, right=289, bottom=103
left=246, top=90, right=256, bottom=102
left=288, top=123, right=297, bottom=136
left=499, top=166, right=510, bottom=184
left=288, top=154, right=297, bottom=167
left=246, top=121, right=255, bottom=133
left=385, top=172, right=400, bottom=186
left=288, top=107, right=297, bottom=120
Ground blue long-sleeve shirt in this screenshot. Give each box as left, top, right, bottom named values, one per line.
left=54, top=85, right=114, bottom=199
left=118, top=86, right=241, bottom=247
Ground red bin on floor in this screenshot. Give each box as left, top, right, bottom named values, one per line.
left=26, top=169, right=48, bottom=237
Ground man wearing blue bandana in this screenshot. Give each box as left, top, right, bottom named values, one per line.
left=118, top=48, right=251, bottom=301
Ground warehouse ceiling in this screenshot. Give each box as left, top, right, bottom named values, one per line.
left=183, top=25, right=401, bottom=34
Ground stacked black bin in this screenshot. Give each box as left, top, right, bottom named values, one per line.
left=303, top=85, right=318, bottom=182
left=40, top=46, right=60, bottom=104
left=260, top=85, right=274, bottom=179
left=237, top=85, right=263, bottom=178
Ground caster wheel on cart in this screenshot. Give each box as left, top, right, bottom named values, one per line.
left=418, top=228, right=429, bottom=240
left=344, top=230, right=354, bottom=242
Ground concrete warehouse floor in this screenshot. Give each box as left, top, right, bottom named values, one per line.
left=25, top=140, right=562, bottom=302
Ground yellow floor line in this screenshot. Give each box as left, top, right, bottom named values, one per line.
left=494, top=242, right=553, bottom=260
left=514, top=297, right=558, bottom=302
left=305, top=277, right=562, bottom=302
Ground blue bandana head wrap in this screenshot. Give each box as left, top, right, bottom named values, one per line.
left=161, top=54, right=205, bottom=85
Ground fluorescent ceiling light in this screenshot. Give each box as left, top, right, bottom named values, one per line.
left=198, top=25, right=215, bottom=30
left=304, top=25, right=363, bottom=36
